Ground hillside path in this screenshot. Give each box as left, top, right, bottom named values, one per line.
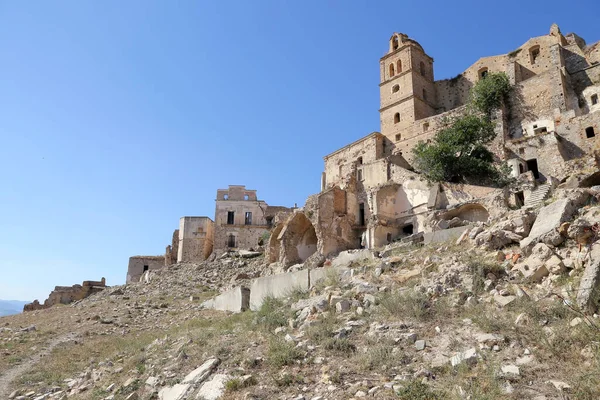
left=0, top=332, right=77, bottom=398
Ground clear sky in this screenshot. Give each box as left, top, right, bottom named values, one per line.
left=1, top=1, right=599, bottom=302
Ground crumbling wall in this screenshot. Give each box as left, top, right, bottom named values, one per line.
left=178, top=217, right=214, bottom=263
left=165, top=229, right=179, bottom=266
left=127, top=256, right=165, bottom=283
left=23, top=278, right=106, bottom=312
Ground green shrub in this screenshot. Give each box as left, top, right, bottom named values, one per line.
left=397, top=380, right=446, bottom=400
left=267, top=338, right=303, bottom=368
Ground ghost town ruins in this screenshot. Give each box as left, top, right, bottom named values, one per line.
left=25, top=24, right=600, bottom=311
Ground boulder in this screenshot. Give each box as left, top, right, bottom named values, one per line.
left=520, top=199, right=576, bottom=253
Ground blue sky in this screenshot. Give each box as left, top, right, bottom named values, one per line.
left=1, top=1, right=598, bottom=301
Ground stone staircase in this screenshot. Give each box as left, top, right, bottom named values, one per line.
left=524, top=183, right=552, bottom=208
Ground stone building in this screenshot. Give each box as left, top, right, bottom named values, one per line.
left=177, top=216, right=214, bottom=262
left=127, top=255, right=165, bottom=283
left=213, top=185, right=293, bottom=256
left=24, top=278, right=106, bottom=311
left=269, top=24, right=600, bottom=266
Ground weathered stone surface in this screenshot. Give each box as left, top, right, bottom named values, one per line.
left=159, top=358, right=220, bottom=400
left=494, top=295, right=516, bottom=307
left=451, top=348, right=477, bottom=367
left=576, top=243, right=600, bottom=312
left=520, top=199, right=575, bottom=252
left=196, top=374, right=230, bottom=400
left=424, top=226, right=471, bottom=245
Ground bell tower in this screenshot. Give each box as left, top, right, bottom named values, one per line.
left=379, top=33, right=436, bottom=144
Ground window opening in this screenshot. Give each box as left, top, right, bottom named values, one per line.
left=266, top=216, right=273, bottom=227
left=389, top=63, right=395, bottom=77
left=519, top=164, right=525, bottom=174
left=423, top=122, right=429, bottom=132
left=396, top=60, right=402, bottom=73
left=143, top=265, right=149, bottom=272
left=394, top=113, right=400, bottom=124
left=338, top=165, right=343, bottom=177
left=227, top=211, right=235, bottom=225
left=402, top=224, right=414, bottom=235
left=515, top=191, right=525, bottom=208
left=359, top=203, right=365, bottom=226
left=526, top=159, right=540, bottom=180
left=244, top=194, right=249, bottom=200
left=395, top=134, right=401, bottom=141
left=357, top=169, right=363, bottom=181
left=419, top=61, right=426, bottom=77
left=392, top=36, right=399, bottom=50
left=586, top=127, right=596, bottom=138
left=386, top=233, right=392, bottom=243
left=479, top=67, right=488, bottom=80
left=245, top=212, right=252, bottom=225
left=592, top=94, right=598, bottom=105
left=223, top=194, right=229, bottom=200
left=357, top=156, right=363, bottom=164
left=530, top=46, right=540, bottom=65
left=392, top=84, right=400, bottom=93
left=422, top=89, right=428, bottom=101
left=533, top=126, right=548, bottom=134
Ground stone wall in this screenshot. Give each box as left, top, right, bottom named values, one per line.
left=127, top=256, right=165, bottom=283
left=213, top=185, right=292, bottom=256
left=165, top=229, right=179, bottom=266
left=24, top=278, right=106, bottom=312
left=177, top=217, right=214, bottom=263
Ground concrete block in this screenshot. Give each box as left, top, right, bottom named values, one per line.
left=249, top=269, right=309, bottom=310
left=205, top=286, right=249, bottom=313
left=424, top=225, right=471, bottom=245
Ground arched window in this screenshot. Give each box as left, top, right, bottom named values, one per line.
left=397, top=60, right=402, bottom=73
left=389, top=63, right=395, bottom=77
left=244, top=194, right=249, bottom=200
left=478, top=67, right=489, bottom=80
left=419, top=61, right=426, bottom=77
left=393, top=113, right=400, bottom=124
left=357, top=156, right=363, bottom=164
left=391, top=84, right=400, bottom=93
left=392, top=36, right=399, bottom=50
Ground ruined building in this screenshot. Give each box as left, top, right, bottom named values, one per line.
left=24, top=278, right=107, bottom=312
left=268, top=24, right=600, bottom=266
left=126, top=186, right=293, bottom=282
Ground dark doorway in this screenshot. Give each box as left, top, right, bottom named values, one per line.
left=515, top=191, right=525, bottom=208
left=402, top=224, right=414, bottom=235
left=519, top=164, right=524, bottom=174
left=227, top=211, right=235, bottom=225
left=227, top=234, right=236, bottom=248
left=386, top=233, right=392, bottom=243
left=143, top=265, right=149, bottom=272
left=586, top=127, right=595, bottom=138
left=526, top=159, right=540, bottom=180
left=359, top=203, right=365, bottom=226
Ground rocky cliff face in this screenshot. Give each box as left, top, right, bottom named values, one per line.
left=2, top=188, right=600, bottom=400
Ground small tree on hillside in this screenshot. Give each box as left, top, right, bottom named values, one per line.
left=412, top=72, right=512, bottom=185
